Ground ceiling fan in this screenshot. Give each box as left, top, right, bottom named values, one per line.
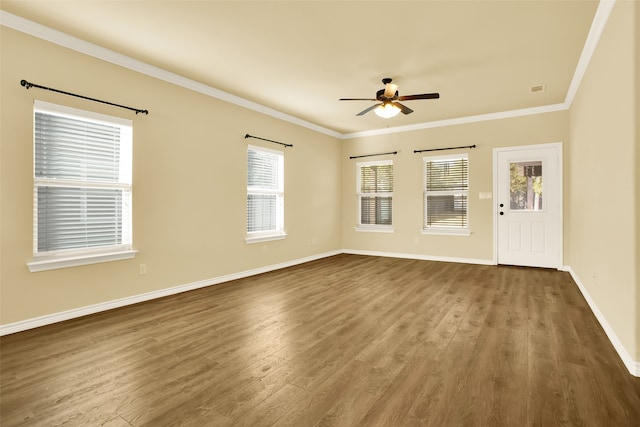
left=339, top=78, right=439, bottom=118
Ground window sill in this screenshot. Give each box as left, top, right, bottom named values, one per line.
left=422, top=228, right=471, bottom=236
left=28, top=249, right=138, bottom=272
left=355, top=225, right=395, bottom=233
left=245, top=232, right=287, bottom=244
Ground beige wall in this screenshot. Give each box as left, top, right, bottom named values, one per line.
left=568, top=0, right=638, bottom=361
left=1, top=2, right=638, bottom=371
left=341, top=112, right=570, bottom=263
left=0, top=27, right=342, bottom=325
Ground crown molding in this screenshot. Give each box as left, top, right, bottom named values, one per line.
left=564, top=0, right=616, bottom=106
left=0, top=10, right=342, bottom=139
left=341, top=103, right=569, bottom=139
left=343, top=0, right=616, bottom=139
left=1, top=1, right=615, bottom=140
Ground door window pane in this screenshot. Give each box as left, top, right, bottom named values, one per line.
left=510, top=161, right=542, bottom=211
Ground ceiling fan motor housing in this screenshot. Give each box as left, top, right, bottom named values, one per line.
left=377, top=88, right=398, bottom=101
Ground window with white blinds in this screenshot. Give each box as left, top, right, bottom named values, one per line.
left=31, top=101, right=133, bottom=267
left=357, top=160, right=393, bottom=231
left=246, top=145, right=285, bottom=242
left=423, top=154, right=469, bottom=233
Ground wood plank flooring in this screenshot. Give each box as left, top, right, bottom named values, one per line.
left=1, top=254, right=639, bottom=426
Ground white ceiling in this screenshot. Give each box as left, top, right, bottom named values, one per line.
left=1, top=1, right=600, bottom=135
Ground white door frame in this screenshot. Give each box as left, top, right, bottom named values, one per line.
left=492, top=142, right=563, bottom=268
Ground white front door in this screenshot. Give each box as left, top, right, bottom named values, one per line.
left=494, top=143, right=562, bottom=268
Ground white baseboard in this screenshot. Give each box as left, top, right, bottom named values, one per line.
left=0, top=249, right=492, bottom=336
left=560, top=266, right=639, bottom=377
left=343, top=248, right=495, bottom=266
left=3, top=252, right=638, bottom=378
left=0, top=250, right=342, bottom=336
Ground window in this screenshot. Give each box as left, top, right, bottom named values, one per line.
left=509, top=161, right=543, bottom=211
left=356, top=160, right=394, bottom=232
left=28, top=101, right=135, bottom=272
left=423, top=154, right=469, bottom=235
left=246, top=145, right=285, bottom=243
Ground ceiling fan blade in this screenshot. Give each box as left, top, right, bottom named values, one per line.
left=339, top=98, right=377, bottom=101
left=384, top=83, right=398, bottom=98
left=394, top=102, right=414, bottom=115
left=356, top=103, right=382, bottom=116
left=398, top=93, right=440, bottom=101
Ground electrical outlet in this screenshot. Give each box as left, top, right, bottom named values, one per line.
left=139, top=264, right=147, bottom=275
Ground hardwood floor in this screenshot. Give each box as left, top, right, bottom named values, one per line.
left=1, top=254, right=639, bottom=426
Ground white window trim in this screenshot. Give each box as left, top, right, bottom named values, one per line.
left=30, top=101, right=135, bottom=272
left=423, top=153, right=470, bottom=236
left=28, top=247, right=138, bottom=272
left=356, top=159, right=394, bottom=233
left=246, top=145, right=285, bottom=243
left=355, top=224, right=395, bottom=233
left=422, top=228, right=471, bottom=236
left=245, top=231, right=287, bottom=244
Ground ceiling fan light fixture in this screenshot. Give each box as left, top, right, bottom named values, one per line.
left=374, top=103, right=401, bottom=118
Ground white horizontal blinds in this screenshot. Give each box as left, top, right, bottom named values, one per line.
left=424, top=155, right=468, bottom=229
left=247, top=146, right=283, bottom=233
left=35, top=112, right=121, bottom=182
left=359, top=162, right=393, bottom=225
left=34, top=102, right=132, bottom=254
left=247, top=195, right=277, bottom=231
left=36, top=187, right=128, bottom=252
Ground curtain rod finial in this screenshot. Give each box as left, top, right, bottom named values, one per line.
left=20, top=79, right=32, bottom=89
left=244, top=134, right=250, bottom=139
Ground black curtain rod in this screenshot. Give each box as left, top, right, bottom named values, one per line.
left=414, top=144, right=476, bottom=153
left=349, top=151, right=398, bottom=160
left=244, top=134, right=293, bottom=148
left=20, top=80, right=149, bottom=115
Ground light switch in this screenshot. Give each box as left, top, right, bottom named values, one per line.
left=479, top=192, right=493, bottom=199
